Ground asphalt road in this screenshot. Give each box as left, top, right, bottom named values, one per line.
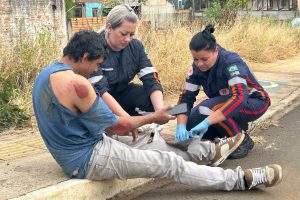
left=133, top=105, right=300, bottom=200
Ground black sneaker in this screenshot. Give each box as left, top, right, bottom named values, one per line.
left=228, top=132, right=254, bottom=159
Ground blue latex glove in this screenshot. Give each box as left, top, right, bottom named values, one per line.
left=175, top=124, right=189, bottom=141
left=188, top=118, right=212, bottom=139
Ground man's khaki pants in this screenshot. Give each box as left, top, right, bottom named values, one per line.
left=86, top=125, right=245, bottom=191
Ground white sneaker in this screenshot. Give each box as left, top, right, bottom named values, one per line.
left=244, top=164, right=283, bottom=189
left=211, top=133, right=245, bottom=166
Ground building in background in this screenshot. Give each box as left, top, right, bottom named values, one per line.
left=74, top=0, right=104, bottom=18
left=241, top=0, right=299, bottom=19
left=0, top=0, right=67, bottom=48
left=168, top=0, right=186, bottom=9
left=141, top=0, right=177, bottom=29
left=189, top=0, right=299, bottom=19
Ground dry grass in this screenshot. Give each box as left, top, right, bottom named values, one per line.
left=138, top=26, right=194, bottom=96
left=217, top=18, right=300, bottom=63
left=1, top=18, right=300, bottom=131
left=137, top=18, right=300, bottom=95
left=0, top=32, right=60, bottom=129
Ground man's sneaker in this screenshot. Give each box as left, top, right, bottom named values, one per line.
left=228, top=132, right=254, bottom=159
left=244, top=164, right=282, bottom=189
left=210, top=133, right=245, bottom=166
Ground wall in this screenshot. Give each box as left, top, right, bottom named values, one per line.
left=142, top=0, right=176, bottom=29
left=0, top=0, right=67, bottom=48
left=85, top=2, right=102, bottom=17
left=144, top=0, right=169, bottom=5
left=239, top=10, right=300, bottom=19
left=245, top=0, right=298, bottom=10
left=71, top=16, right=106, bottom=32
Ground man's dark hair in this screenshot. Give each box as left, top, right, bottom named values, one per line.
left=63, top=30, right=108, bottom=62
left=189, top=24, right=216, bottom=52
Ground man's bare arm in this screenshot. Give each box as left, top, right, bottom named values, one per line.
left=105, top=107, right=175, bottom=136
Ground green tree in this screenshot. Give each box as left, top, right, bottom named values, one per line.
left=65, top=0, right=75, bottom=19
left=204, top=0, right=246, bottom=25
left=102, top=0, right=121, bottom=16
left=203, top=1, right=223, bottom=24
left=184, top=0, right=193, bottom=9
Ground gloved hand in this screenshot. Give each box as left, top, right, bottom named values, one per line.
left=188, top=118, right=211, bottom=139
left=175, top=124, right=189, bottom=141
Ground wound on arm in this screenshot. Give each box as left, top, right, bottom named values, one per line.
left=113, top=121, right=131, bottom=133
left=74, top=84, right=89, bottom=99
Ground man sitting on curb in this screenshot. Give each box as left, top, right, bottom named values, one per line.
left=32, top=30, right=282, bottom=191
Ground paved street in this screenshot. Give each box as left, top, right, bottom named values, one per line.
left=133, top=104, right=300, bottom=200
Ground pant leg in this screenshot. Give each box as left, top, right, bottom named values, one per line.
left=112, top=83, right=154, bottom=116
left=187, top=103, right=225, bottom=140
left=86, top=134, right=245, bottom=191
left=187, top=96, right=243, bottom=139
left=186, top=96, right=269, bottom=139
left=115, top=124, right=216, bottom=164
left=233, top=97, right=270, bottom=124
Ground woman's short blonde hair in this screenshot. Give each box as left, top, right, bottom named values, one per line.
left=100, top=4, right=138, bottom=33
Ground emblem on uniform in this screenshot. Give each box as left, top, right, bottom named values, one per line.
left=144, top=48, right=150, bottom=59
left=219, top=88, right=230, bottom=96
left=227, top=65, right=240, bottom=77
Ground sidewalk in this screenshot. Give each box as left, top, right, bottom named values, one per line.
left=1, top=56, right=300, bottom=200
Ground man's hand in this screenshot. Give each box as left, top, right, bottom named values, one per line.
left=189, top=118, right=211, bottom=139
left=106, top=107, right=175, bottom=139
left=175, top=124, right=189, bottom=141
left=119, top=112, right=138, bottom=142
left=151, top=106, right=176, bottom=125
left=129, top=129, right=138, bottom=142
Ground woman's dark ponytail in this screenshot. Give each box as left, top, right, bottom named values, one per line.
left=189, top=24, right=216, bottom=52
left=204, top=24, right=215, bottom=34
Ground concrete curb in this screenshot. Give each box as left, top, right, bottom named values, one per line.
left=12, top=178, right=152, bottom=200
left=11, top=88, right=300, bottom=200
left=260, top=87, right=300, bottom=121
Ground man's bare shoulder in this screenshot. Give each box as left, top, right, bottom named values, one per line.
left=51, top=71, right=91, bottom=91
left=72, top=74, right=95, bottom=99
left=54, top=72, right=95, bottom=100
left=70, top=74, right=97, bottom=113
left=50, top=71, right=96, bottom=112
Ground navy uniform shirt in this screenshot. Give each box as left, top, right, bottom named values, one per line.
left=90, top=32, right=163, bottom=96
left=178, top=46, right=269, bottom=118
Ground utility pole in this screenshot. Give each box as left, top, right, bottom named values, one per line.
left=192, top=0, right=195, bottom=20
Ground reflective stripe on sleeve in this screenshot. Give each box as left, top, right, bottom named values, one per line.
left=88, top=75, right=103, bottom=84
left=198, top=106, right=213, bottom=115
left=228, top=77, right=247, bottom=86
left=184, top=82, right=200, bottom=92
left=137, top=67, right=157, bottom=78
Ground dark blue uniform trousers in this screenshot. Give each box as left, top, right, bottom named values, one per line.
left=112, top=83, right=154, bottom=116
left=186, top=95, right=270, bottom=140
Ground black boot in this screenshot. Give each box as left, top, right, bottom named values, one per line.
left=228, top=132, right=254, bottom=159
